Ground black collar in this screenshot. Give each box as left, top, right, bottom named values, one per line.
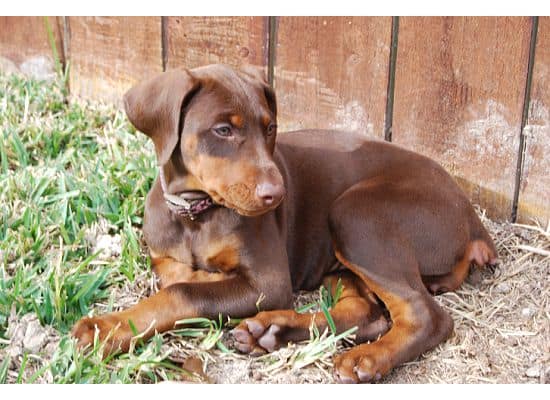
left=159, top=168, right=217, bottom=220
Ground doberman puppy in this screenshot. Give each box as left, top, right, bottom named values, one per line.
left=71, top=64, right=498, bottom=383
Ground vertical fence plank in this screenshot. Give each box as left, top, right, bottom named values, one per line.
left=518, top=17, right=550, bottom=224
left=392, top=17, right=532, bottom=220
left=0, top=16, right=64, bottom=66
left=274, top=17, right=392, bottom=138
left=165, top=17, right=268, bottom=71
left=1, top=16, right=547, bottom=222
left=68, top=17, right=162, bottom=104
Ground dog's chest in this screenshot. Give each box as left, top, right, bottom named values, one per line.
left=162, top=221, right=243, bottom=274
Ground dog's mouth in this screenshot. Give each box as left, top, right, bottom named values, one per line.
left=177, top=172, right=284, bottom=217
left=209, top=190, right=284, bottom=217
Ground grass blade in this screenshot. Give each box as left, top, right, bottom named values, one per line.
left=43, top=17, right=63, bottom=81
left=0, top=356, right=10, bottom=383
left=16, top=352, right=28, bottom=383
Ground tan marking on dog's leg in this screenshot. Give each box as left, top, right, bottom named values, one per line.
left=423, top=256, right=471, bottom=295
left=333, top=250, right=453, bottom=383
left=469, top=239, right=498, bottom=266
left=423, top=239, right=498, bottom=295
left=72, top=287, right=198, bottom=356
left=152, top=256, right=232, bottom=288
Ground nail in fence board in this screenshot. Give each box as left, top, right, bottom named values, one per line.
left=165, top=17, right=268, bottom=71
left=518, top=17, right=550, bottom=224
left=274, top=17, right=392, bottom=138
left=392, top=17, right=531, bottom=220
left=0, top=16, right=64, bottom=67
left=68, top=17, right=162, bottom=105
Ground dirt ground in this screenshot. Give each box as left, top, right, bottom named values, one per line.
left=3, top=208, right=549, bottom=384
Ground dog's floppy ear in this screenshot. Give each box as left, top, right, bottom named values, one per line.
left=123, top=69, right=199, bottom=165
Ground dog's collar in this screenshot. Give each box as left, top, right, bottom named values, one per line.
left=159, top=168, right=217, bottom=220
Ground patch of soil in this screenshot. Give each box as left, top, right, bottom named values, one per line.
left=3, top=308, right=60, bottom=383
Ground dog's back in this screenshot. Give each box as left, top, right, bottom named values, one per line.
left=276, top=129, right=496, bottom=286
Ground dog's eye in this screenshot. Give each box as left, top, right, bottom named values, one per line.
left=212, top=124, right=233, bottom=138
left=266, top=123, right=277, bottom=137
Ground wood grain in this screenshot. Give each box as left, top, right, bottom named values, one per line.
left=165, top=17, right=268, bottom=71
left=392, top=17, right=532, bottom=220
left=68, top=17, right=162, bottom=104
left=0, top=16, right=64, bottom=65
left=1, top=16, right=547, bottom=222
left=517, top=17, right=550, bottom=224
left=274, top=17, right=392, bottom=138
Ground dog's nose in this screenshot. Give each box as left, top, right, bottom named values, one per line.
left=256, top=181, right=285, bottom=207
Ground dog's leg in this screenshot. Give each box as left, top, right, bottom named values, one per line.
left=422, top=240, right=498, bottom=295
left=72, top=275, right=269, bottom=355
left=232, top=271, right=390, bottom=354
left=151, top=255, right=229, bottom=288
left=332, top=252, right=453, bottom=383
left=421, top=253, right=471, bottom=295
left=327, top=182, right=456, bottom=383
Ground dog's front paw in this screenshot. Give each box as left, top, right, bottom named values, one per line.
left=71, top=313, right=132, bottom=355
left=232, top=312, right=287, bottom=354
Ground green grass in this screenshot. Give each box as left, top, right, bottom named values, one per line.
left=0, top=72, right=357, bottom=383
left=0, top=72, right=177, bottom=382
left=284, top=278, right=357, bottom=370
left=295, top=278, right=344, bottom=334
left=174, top=316, right=232, bottom=353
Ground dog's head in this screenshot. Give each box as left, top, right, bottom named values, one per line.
left=123, top=64, right=285, bottom=217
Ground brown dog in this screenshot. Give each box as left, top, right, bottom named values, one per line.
left=71, top=64, right=498, bottom=383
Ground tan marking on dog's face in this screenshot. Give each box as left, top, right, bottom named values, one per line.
left=175, top=65, right=283, bottom=216
left=184, top=149, right=281, bottom=216
left=261, top=114, right=272, bottom=128
left=164, top=155, right=205, bottom=193
left=230, top=114, right=244, bottom=129
left=182, top=132, right=198, bottom=153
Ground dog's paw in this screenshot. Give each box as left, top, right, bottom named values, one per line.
left=71, top=313, right=132, bottom=355
left=232, top=312, right=289, bottom=354
left=333, top=346, right=392, bottom=383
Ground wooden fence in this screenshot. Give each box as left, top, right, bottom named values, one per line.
left=1, top=16, right=548, bottom=224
